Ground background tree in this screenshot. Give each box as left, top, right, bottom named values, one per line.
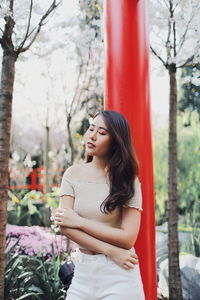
left=179, top=63, right=200, bottom=124
left=150, top=0, right=200, bottom=299
left=63, top=0, right=104, bottom=164
left=0, top=1, right=61, bottom=297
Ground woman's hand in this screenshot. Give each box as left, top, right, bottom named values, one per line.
left=107, top=246, right=139, bottom=270
left=54, top=207, right=82, bottom=228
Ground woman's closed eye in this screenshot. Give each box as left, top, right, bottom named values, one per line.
left=89, top=129, right=106, bottom=135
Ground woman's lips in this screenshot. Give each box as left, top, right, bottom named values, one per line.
left=87, top=142, right=95, bottom=148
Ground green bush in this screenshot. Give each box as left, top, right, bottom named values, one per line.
left=7, top=188, right=61, bottom=227
left=5, top=244, right=66, bottom=300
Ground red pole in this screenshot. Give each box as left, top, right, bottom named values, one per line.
left=31, top=169, right=37, bottom=191
left=104, top=0, right=157, bottom=299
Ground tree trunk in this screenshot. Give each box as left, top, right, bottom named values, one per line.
left=168, top=64, right=183, bottom=300
left=0, top=51, right=17, bottom=300
left=44, top=125, right=50, bottom=193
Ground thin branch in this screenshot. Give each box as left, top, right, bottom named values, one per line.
left=18, top=0, right=33, bottom=51
left=177, top=55, right=194, bottom=69
left=17, top=0, right=62, bottom=54
left=150, top=46, right=167, bottom=68
left=68, top=58, right=84, bottom=117
left=73, top=43, right=93, bottom=115
left=166, top=18, right=171, bottom=61
left=177, top=16, right=193, bottom=54
left=158, top=0, right=169, bottom=10
left=173, top=21, right=176, bottom=57
left=172, top=0, right=180, bottom=14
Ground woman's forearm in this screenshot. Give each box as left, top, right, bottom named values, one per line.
left=77, top=218, right=133, bottom=249
left=59, top=226, right=119, bottom=256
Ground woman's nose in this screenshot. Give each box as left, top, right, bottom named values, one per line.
left=90, top=130, right=97, bottom=140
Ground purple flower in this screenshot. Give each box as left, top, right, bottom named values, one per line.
left=6, top=224, right=78, bottom=258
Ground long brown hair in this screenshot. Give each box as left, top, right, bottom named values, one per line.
left=85, top=110, right=139, bottom=214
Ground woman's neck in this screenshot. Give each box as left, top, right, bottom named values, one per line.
left=90, top=157, right=108, bottom=173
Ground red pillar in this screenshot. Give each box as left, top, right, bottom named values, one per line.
left=31, top=169, right=37, bottom=191
left=104, top=1, right=157, bottom=299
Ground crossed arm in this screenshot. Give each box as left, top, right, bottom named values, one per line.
left=58, top=195, right=117, bottom=256
left=56, top=194, right=141, bottom=252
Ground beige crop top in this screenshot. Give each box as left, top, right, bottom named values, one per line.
left=60, top=167, right=143, bottom=250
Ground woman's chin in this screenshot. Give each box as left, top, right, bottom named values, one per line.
left=86, top=150, right=95, bottom=155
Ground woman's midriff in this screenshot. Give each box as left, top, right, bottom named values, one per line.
left=79, top=248, right=101, bottom=255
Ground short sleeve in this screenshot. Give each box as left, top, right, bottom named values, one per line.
left=123, top=177, right=143, bottom=211
left=60, top=169, right=75, bottom=197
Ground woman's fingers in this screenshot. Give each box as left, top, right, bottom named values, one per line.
left=131, top=258, right=139, bottom=264
left=130, top=252, right=138, bottom=259
left=55, top=211, right=64, bottom=216
left=123, top=261, right=135, bottom=269
left=129, top=253, right=139, bottom=264
left=129, top=255, right=139, bottom=264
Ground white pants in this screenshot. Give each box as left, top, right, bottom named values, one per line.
left=65, top=249, right=145, bottom=300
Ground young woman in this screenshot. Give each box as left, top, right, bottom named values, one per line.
left=55, top=110, right=145, bottom=299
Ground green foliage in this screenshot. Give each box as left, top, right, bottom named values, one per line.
left=5, top=244, right=66, bottom=300
left=153, top=124, right=168, bottom=225
left=153, top=111, right=200, bottom=227
left=44, top=188, right=60, bottom=209
left=32, top=245, right=66, bottom=300
left=177, top=111, right=200, bottom=222
left=4, top=251, right=44, bottom=299
left=7, top=190, right=43, bottom=226
left=180, top=224, right=200, bottom=257
left=7, top=188, right=61, bottom=227
left=179, top=64, right=200, bottom=121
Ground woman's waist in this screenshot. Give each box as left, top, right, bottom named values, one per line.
left=79, top=248, right=101, bottom=255
left=78, top=246, right=135, bottom=256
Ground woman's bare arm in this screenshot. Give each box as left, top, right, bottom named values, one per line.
left=57, top=194, right=139, bottom=270
left=57, top=194, right=141, bottom=249
left=58, top=195, right=123, bottom=255
left=77, top=208, right=141, bottom=249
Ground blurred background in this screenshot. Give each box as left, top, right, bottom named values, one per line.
left=0, top=0, right=199, bottom=299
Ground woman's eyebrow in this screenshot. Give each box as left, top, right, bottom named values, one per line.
left=90, top=123, right=109, bottom=132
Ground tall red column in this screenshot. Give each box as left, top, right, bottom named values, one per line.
left=104, top=1, right=157, bottom=299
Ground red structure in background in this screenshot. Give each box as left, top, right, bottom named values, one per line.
left=104, top=0, right=157, bottom=299
left=8, top=167, right=45, bottom=194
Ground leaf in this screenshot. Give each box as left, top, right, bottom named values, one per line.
left=28, top=200, right=37, bottom=215
left=16, top=292, right=43, bottom=300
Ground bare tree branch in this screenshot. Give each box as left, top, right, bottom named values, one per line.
left=73, top=50, right=92, bottom=114
left=166, top=18, right=171, bottom=61
left=17, top=0, right=62, bottom=54
left=17, top=0, right=33, bottom=51
left=172, top=0, right=180, bottom=13
left=158, top=0, right=168, bottom=10
left=150, top=46, right=167, bottom=67
left=177, top=54, right=195, bottom=68
left=68, top=58, right=84, bottom=117
left=177, top=16, right=193, bottom=54
left=173, top=21, right=176, bottom=57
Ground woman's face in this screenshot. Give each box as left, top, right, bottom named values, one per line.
left=84, top=115, right=112, bottom=158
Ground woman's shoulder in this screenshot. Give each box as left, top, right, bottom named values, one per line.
left=63, top=163, right=87, bottom=180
